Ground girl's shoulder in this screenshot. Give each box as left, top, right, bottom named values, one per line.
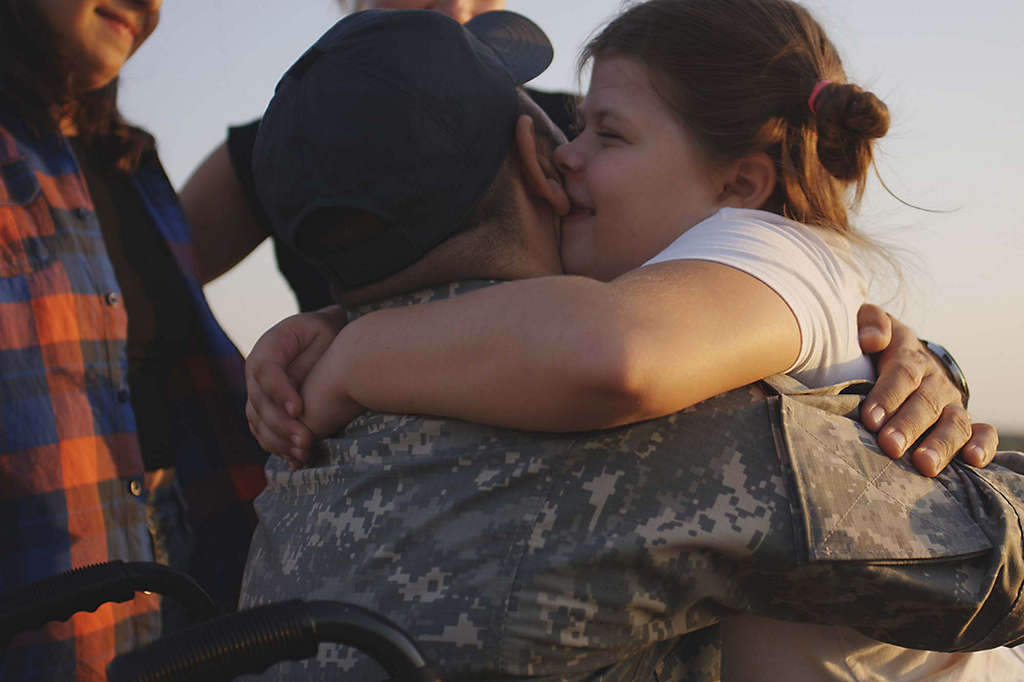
left=700, top=207, right=850, bottom=253
left=644, top=207, right=873, bottom=387
left=647, top=207, right=862, bottom=285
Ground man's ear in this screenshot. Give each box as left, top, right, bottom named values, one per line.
left=515, top=115, right=570, bottom=216
left=717, top=152, right=776, bottom=210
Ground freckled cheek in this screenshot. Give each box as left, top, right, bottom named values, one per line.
left=575, top=218, right=645, bottom=280
left=562, top=216, right=631, bottom=280
left=577, top=177, right=633, bottom=265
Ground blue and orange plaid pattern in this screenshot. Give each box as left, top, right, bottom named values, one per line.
left=0, top=104, right=266, bottom=681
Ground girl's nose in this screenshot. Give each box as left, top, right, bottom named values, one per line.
left=553, top=138, right=583, bottom=175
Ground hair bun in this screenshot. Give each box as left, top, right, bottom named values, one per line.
left=814, top=83, right=890, bottom=181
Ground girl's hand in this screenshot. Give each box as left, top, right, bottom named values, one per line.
left=856, top=304, right=998, bottom=476
left=295, top=331, right=367, bottom=453
left=245, top=306, right=347, bottom=467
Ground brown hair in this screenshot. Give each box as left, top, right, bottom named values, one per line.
left=0, top=0, right=155, bottom=172
left=582, top=0, right=890, bottom=235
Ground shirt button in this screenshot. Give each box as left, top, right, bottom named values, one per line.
left=117, top=386, right=130, bottom=403
left=128, top=479, right=144, bottom=497
left=105, top=292, right=121, bottom=306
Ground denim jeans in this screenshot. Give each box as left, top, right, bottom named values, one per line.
left=144, top=472, right=194, bottom=635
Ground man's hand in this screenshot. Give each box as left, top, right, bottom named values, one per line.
left=856, top=304, right=998, bottom=477
left=245, top=306, right=347, bottom=467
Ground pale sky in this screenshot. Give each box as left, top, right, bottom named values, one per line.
left=119, top=1, right=1024, bottom=431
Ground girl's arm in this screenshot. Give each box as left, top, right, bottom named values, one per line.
left=299, top=261, right=800, bottom=434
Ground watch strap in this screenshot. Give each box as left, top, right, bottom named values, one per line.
left=921, top=340, right=970, bottom=408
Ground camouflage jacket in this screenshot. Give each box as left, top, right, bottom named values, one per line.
left=240, top=282, right=1024, bottom=681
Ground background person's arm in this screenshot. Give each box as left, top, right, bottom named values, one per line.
left=181, top=139, right=270, bottom=284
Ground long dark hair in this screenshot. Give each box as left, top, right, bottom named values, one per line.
left=583, top=0, right=890, bottom=236
left=0, top=0, right=155, bottom=172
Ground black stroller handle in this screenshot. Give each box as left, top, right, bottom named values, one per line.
left=0, top=560, right=218, bottom=648
left=107, top=599, right=441, bottom=682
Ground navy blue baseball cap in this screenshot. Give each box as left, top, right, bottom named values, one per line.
left=253, top=9, right=554, bottom=289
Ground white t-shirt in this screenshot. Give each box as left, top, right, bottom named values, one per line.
left=644, top=207, right=874, bottom=389
left=643, top=207, right=1018, bottom=681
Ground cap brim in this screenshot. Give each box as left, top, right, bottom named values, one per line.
left=465, top=11, right=553, bottom=85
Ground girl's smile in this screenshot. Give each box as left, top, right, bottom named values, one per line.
left=33, top=0, right=162, bottom=93
left=554, top=56, right=727, bottom=282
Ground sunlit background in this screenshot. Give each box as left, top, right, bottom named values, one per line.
left=119, top=0, right=1023, bottom=434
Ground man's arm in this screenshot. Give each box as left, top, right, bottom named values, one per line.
left=731, top=387, right=1021, bottom=651
left=502, top=384, right=1022, bottom=676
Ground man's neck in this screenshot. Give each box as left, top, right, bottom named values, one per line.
left=346, top=279, right=501, bottom=322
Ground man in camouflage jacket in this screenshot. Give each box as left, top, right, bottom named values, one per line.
left=243, top=335, right=1024, bottom=680
left=240, top=10, right=1023, bottom=680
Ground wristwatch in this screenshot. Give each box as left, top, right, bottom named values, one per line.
left=921, top=340, right=970, bottom=408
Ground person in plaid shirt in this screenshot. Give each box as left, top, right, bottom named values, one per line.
left=0, top=1, right=266, bottom=680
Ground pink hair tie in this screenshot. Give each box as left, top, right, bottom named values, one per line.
left=808, top=79, right=832, bottom=115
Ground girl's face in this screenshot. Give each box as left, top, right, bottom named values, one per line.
left=554, top=56, right=725, bottom=281
left=33, top=0, right=161, bottom=93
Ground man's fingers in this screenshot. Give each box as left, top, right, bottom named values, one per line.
left=862, top=349, right=929, bottom=432
left=856, top=304, right=893, bottom=355
left=906, top=404, right=974, bottom=477
left=874, top=375, right=954, bottom=459
left=960, top=422, right=999, bottom=468
left=858, top=311, right=985, bottom=478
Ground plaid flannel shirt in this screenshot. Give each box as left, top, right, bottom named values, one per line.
left=0, top=103, right=266, bottom=681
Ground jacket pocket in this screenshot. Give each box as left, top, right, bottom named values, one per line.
left=1, top=158, right=49, bottom=278
left=772, top=390, right=992, bottom=562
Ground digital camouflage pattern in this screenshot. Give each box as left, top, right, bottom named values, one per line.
left=240, top=282, right=1024, bottom=681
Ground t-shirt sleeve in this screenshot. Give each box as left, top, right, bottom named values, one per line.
left=226, top=119, right=271, bottom=227
left=643, top=210, right=871, bottom=387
